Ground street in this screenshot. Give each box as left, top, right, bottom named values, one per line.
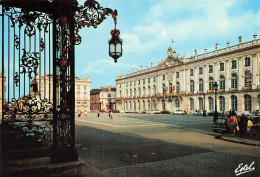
left=75, top=113, right=260, bottom=177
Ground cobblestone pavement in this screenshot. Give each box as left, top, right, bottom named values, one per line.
left=76, top=113, right=260, bottom=177
left=103, top=151, right=259, bottom=177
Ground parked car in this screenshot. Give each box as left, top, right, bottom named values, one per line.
left=193, top=110, right=203, bottom=116
left=212, top=117, right=229, bottom=132
left=160, top=110, right=171, bottom=114
left=152, top=110, right=161, bottom=114
left=173, top=110, right=185, bottom=115
left=142, top=110, right=147, bottom=114
left=207, top=111, right=221, bottom=116
left=112, top=110, right=120, bottom=113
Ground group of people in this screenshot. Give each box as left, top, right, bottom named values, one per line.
left=227, top=111, right=253, bottom=137
left=78, top=110, right=88, bottom=117
left=96, top=110, right=113, bottom=120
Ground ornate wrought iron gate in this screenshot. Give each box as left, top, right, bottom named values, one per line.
left=1, top=5, right=55, bottom=160
left=1, top=0, right=118, bottom=166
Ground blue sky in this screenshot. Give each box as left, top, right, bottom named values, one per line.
left=75, top=0, right=260, bottom=89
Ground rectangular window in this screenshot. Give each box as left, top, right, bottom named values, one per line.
left=220, top=63, right=224, bottom=71
left=232, top=60, right=237, bottom=69
left=138, top=80, right=140, bottom=85
left=143, top=79, right=145, bottom=84
left=148, top=78, right=150, bottom=83
left=190, top=69, right=193, bottom=76
left=126, top=82, right=128, bottom=87
left=245, top=57, right=250, bottom=67
left=134, top=81, right=136, bottom=86
left=209, top=65, right=213, bottom=73
left=153, top=77, right=156, bottom=82
left=199, top=67, right=203, bottom=75
left=130, top=82, right=132, bottom=86
left=176, top=72, right=179, bottom=78
left=162, top=75, right=165, bottom=80
left=108, top=94, right=111, bottom=97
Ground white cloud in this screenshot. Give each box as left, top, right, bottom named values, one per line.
left=82, top=59, right=135, bottom=75
left=122, top=0, right=260, bottom=55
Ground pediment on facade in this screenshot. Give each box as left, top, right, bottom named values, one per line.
left=157, top=47, right=184, bottom=69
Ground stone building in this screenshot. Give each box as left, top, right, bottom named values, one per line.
left=90, top=89, right=102, bottom=111
left=32, top=75, right=91, bottom=112
left=100, top=86, right=117, bottom=112
left=115, top=34, right=260, bottom=114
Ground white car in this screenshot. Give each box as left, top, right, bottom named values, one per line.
left=173, top=110, right=186, bottom=115
left=193, top=110, right=203, bottom=116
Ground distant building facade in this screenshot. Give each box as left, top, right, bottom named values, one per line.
left=90, top=89, right=102, bottom=111
left=100, top=86, right=117, bottom=111
left=115, top=34, right=260, bottom=114
left=32, top=75, right=91, bottom=112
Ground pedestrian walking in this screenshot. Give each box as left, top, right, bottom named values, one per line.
left=229, top=111, right=238, bottom=136
left=84, top=110, right=88, bottom=117
left=238, top=112, right=247, bottom=137
left=109, top=111, right=113, bottom=120
left=78, top=110, right=81, bottom=117
left=97, top=110, right=100, bottom=118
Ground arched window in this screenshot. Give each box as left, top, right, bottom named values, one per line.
left=209, top=77, right=214, bottom=90
left=163, top=84, right=166, bottom=94
left=190, top=80, right=194, bottom=92
left=231, top=73, right=238, bottom=88
left=153, top=85, right=156, bottom=94
left=231, top=95, right=237, bottom=111
left=208, top=97, right=214, bottom=111
left=175, top=98, right=180, bottom=109
left=176, top=82, right=180, bottom=93
left=190, top=98, right=194, bottom=111
left=134, top=101, right=136, bottom=111
left=244, top=71, right=252, bottom=87
left=134, top=88, right=136, bottom=96
left=143, top=87, right=146, bottom=96
left=126, top=101, right=128, bottom=110
left=130, top=101, right=132, bottom=110
left=169, top=83, right=173, bottom=93
left=199, top=79, right=204, bottom=91
left=219, top=96, right=225, bottom=112
left=126, top=89, right=128, bottom=97
left=199, top=97, right=203, bottom=110
left=138, top=101, right=141, bottom=111
left=162, top=99, right=166, bottom=111
left=138, top=88, right=141, bottom=96
left=130, top=89, right=132, bottom=97
left=219, top=75, right=225, bottom=90
left=244, top=95, right=251, bottom=112
left=143, top=100, right=145, bottom=110
left=148, top=100, right=151, bottom=111
left=148, top=86, right=151, bottom=95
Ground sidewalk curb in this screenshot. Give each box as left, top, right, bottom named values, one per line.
left=216, top=136, right=259, bottom=147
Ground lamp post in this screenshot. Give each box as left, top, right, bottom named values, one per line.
left=203, top=93, right=206, bottom=117
left=109, top=17, right=123, bottom=63
left=213, top=82, right=218, bottom=122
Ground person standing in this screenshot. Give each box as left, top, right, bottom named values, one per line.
left=97, top=110, right=100, bottom=118
left=229, top=112, right=238, bottom=136
left=109, top=111, right=113, bottom=120
left=85, top=110, right=88, bottom=117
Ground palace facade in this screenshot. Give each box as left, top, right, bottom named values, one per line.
left=115, top=34, right=260, bottom=114
left=31, top=75, right=91, bottom=112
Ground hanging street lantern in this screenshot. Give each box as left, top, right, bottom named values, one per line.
left=109, top=10, right=123, bottom=63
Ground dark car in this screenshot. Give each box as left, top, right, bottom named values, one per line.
left=212, top=117, right=229, bottom=132
left=207, top=111, right=221, bottom=116
left=160, top=110, right=171, bottom=114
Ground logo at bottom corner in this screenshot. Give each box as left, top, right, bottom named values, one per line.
left=235, top=161, right=256, bottom=176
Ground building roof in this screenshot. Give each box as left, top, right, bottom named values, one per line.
left=90, top=89, right=102, bottom=95
left=101, top=87, right=116, bottom=92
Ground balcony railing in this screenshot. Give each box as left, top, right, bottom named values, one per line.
left=218, top=89, right=225, bottom=92
left=207, top=90, right=213, bottom=93
left=198, top=91, right=204, bottom=94
left=188, top=91, right=194, bottom=95
left=242, top=86, right=252, bottom=91
left=229, top=88, right=238, bottom=92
